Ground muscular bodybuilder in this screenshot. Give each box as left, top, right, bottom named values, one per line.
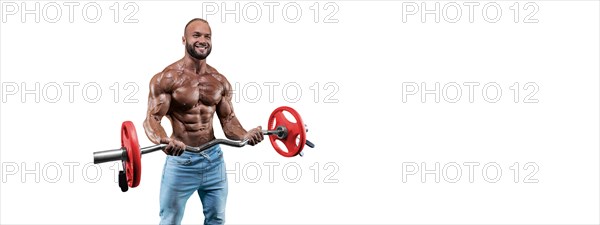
left=143, top=18, right=263, bottom=225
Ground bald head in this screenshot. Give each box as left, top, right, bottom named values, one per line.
left=184, top=18, right=210, bottom=35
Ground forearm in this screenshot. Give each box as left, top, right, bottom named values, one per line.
left=222, top=117, right=247, bottom=140
left=143, top=116, right=169, bottom=144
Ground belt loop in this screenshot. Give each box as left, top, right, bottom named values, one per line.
left=200, top=151, right=209, bottom=159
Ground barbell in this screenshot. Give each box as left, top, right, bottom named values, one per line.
left=93, top=106, right=315, bottom=192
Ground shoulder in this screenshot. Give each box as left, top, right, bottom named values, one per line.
left=207, top=65, right=233, bottom=93
left=150, top=67, right=183, bottom=93
left=207, top=65, right=230, bottom=85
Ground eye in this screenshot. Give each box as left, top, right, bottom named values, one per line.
left=193, top=34, right=200, bottom=38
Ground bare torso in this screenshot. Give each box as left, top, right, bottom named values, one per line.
left=158, top=60, right=226, bottom=147
left=143, top=18, right=262, bottom=156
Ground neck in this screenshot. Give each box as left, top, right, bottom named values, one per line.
left=182, top=54, right=207, bottom=74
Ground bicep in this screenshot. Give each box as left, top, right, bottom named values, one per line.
left=214, top=74, right=247, bottom=139
left=216, top=77, right=236, bottom=123
left=146, top=75, right=172, bottom=121
left=147, top=93, right=170, bottom=120
left=216, top=91, right=234, bottom=123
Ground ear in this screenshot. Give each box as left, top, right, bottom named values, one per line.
left=182, top=36, right=186, bottom=45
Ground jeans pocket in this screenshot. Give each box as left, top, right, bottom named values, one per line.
left=169, top=155, right=192, bottom=166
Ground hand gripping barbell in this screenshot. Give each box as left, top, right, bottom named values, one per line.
left=93, top=106, right=315, bottom=192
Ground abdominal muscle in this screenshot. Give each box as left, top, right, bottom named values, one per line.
left=168, top=104, right=218, bottom=147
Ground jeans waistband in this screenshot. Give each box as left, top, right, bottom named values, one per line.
left=183, top=143, right=221, bottom=155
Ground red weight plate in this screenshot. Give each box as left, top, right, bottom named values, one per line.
left=121, top=121, right=141, bottom=187
left=268, top=106, right=306, bottom=157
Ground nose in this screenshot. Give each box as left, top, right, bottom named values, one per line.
left=198, top=36, right=209, bottom=44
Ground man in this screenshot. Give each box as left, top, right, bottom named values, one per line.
left=143, top=18, right=264, bottom=225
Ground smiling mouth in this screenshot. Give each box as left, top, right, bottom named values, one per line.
left=195, top=44, right=208, bottom=51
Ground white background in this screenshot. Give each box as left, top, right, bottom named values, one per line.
left=1, top=1, right=599, bottom=224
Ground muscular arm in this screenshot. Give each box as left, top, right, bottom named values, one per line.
left=215, top=74, right=264, bottom=146
left=143, top=72, right=174, bottom=144
left=216, top=76, right=247, bottom=140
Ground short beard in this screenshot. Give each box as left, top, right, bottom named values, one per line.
left=186, top=42, right=211, bottom=60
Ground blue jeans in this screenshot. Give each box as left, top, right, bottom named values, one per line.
left=159, top=145, right=228, bottom=225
